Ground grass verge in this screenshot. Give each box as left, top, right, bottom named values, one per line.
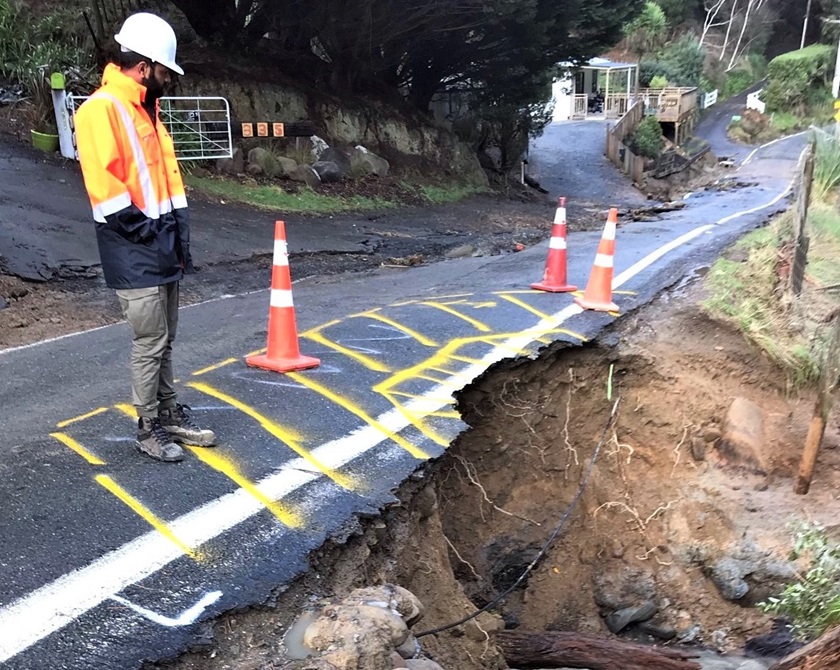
left=702, top=216, right=820, bottom=386
left=186, top=176, right=398, bottom=214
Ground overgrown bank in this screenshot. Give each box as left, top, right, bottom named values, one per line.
left=150, top=285, right=840, bottom=670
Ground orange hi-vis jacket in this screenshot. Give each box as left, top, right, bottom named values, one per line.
left=75, top=63, right=193, bottom=289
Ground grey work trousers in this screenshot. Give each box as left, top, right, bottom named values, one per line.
left=116, top=282, right=180, bottom=418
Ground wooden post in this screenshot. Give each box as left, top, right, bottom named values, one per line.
left=790, top=142, right=815, bottom=299
left=796, top=314, right=840, bottom=494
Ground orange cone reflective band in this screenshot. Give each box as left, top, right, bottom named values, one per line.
left=574, top=208, right=619, bottom=313
left=531, top=197, right=577, bottom=293
left=246, top=221, right=320, bottom=373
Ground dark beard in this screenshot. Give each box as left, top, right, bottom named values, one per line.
left=141, top=73, right=165, bottom=105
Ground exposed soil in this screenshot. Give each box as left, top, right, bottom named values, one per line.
left=143, top=281, right=840, bottom=670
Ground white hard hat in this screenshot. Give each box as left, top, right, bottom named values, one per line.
left=115, top=13, right=184, bottom=76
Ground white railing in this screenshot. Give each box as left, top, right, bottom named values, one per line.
left=747, top=90, right=766, bottom=114
left=703, top=89, right=719, bottom=109
left=572, top=94, right=587, bottom=119
left=66, top=95, right=233, bottom=161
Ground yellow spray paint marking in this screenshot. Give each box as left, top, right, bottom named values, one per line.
left=447, top=354, right=483, bottom=365
left=193, top=358, right=238, bottom=376
left=286, top=373, right=429, bottom=459
left=613, top=290, right=637, bottom=296
left=498, top=293, right=551, bottom=320
left=427, top=409, right=462, bottom=419
left=95, top=474, right=199, bottom=559
left=378, top=392, right=451, bottom=447
left=437, top=299, right=497, bottom=309
left=114, top=403, right=137, bottom=419
left=429, top=365, right=460, bottom=376
left=416, top=373, right=449, bottom=384
left=56, top=407, right=109, bottom=428
left=50, top=433, right=106, bottom=466
left=388, top=390, right=457, bottom=404
left=419, top=302, right=491, bottom=332
left=187, top=382, right=353, bottom=490
left=302, top=320, right=390, bottom=372
left=494, top=297, right=589, bottom=343
left=186, top=447, right=303, bottom=527
left=351, top=310, right=438, bottom=347
left=245, top=347, right=267, bottom=358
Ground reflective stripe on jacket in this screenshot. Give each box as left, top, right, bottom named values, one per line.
left=75, top=64, right=193, bottom=289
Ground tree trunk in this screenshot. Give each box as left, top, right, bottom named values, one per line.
left=768, top=626, right=840, bottom=670
left=495, top=630, right=702, bottom=670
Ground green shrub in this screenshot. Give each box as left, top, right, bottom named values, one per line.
left=813, top=134, right=840, bottom=202
left=764, top=44, right=834, bottom=113
left=722, top=70, right=756, bottom=98
left=658, top=35, right=705, bottom=87
left=631, top=115, right=663, bottom=159
left=761, top=523, right=840, bottom=640
left=649, top=74, right=669, bottom=89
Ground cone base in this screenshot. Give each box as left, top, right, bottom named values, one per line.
left=574, top=296, right=618, bottom=313
left=531, top=281, right=577, bottom=293
left=246, top=353, right=321, bottom=373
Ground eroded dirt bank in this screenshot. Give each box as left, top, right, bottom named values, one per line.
left=150, top=284, right=840, bottom=670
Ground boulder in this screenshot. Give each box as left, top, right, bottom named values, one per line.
left=311, top=135, right=329, bottom=160
left=402, top=660, right=444, bottom=670
left=321, top=147, right=352, bottom=175
left=716, top=397, right=767, bottom=473
left=303, top=603, right=405, bottom=670
left=352, top=146, right=390, bottom=177
left=247, top=147, right=268, bottom=166
left=341, top=585, right=425, bottom=627
left=592, top=563, right=657, bottom=611
left=290, top=165, right=322, bottom=188
left=216, top=147, right=244, bottom=174
left=246, top=163, right=263, bottom=176
left=312, top=161, right=343, bottom=183
left=277, top=156, right=298, bottom=177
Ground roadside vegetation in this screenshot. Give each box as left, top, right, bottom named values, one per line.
left=186, top=173, right=488, bottom=214
left=761, top=523, right=840, bottom=640
left=704, top=134, right=840, bottom=388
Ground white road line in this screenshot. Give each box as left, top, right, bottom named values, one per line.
left=0, top=183, right=794, bottom=662
left=740, top=130, right=808, bottom=166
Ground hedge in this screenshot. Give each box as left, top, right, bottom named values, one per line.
left=764, top=44, right=834, bottom=113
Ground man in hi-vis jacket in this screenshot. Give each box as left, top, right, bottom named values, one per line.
left=75, top=12, right=216, bottom=462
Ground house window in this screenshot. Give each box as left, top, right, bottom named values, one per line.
left=574, top=72, right=585, bottom=96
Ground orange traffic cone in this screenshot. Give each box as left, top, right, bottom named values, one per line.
left=246, top=221, right=320, bottom=373
left=531, top=197, right=577, bottom=293
left=574, top=208, right=619, bottom=313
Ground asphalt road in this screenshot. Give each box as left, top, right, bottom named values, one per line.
left=0, top=123, right=805, bottom=668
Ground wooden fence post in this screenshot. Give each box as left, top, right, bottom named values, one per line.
left=789, top=142, right=815, bottom=299
left=796, top=314, right=840, bottom=494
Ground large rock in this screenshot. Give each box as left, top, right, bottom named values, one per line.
left=310, top=135, right=329, bottom=160
left=592, top=563, right=657, bottom=611
left=247, top=147, right=268, bottom=166
left=341, top=585, right=425, bottom=627
left=321, top=147, right=352, bottom=175
left=277, top=156, right=298, bottom=177
left=312, top=161, right=343, bottom=183
left=716, top=397, right=767, bottom=473
left=216, top=147, right=244, bottom=174
left=289, top=164, right=322, bottom=188
left=303, top=604, right=406, bottom=670
left=401, top=660, right=445, bottom=670
left=352, top=146, right=390, bottom=177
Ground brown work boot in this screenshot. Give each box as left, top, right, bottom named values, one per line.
left=160, top=404, right=217, bottom=447
left=136, top=417, right=184, bottom=462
